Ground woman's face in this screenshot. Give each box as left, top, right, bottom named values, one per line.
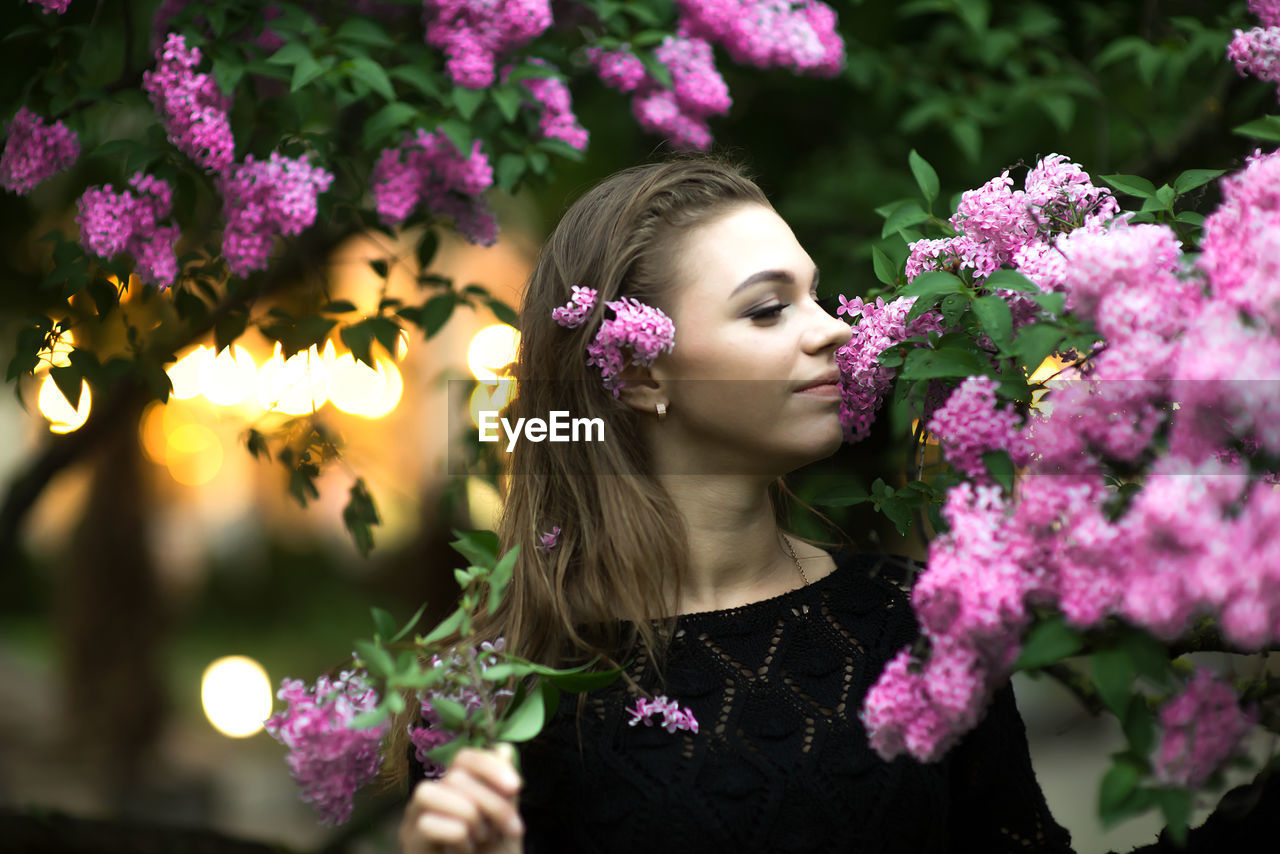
left=652, top=203, right=853, bottom=476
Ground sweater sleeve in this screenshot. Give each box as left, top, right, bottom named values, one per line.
left=946, top=679, right=1076, bottom=853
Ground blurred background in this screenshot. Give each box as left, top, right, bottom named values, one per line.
left=1, top=0, right=1273, bottom=851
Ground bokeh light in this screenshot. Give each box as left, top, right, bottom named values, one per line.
left=466, top=324, right=520, bottom=383
left=37, top=373, right=91, bottom=434
left=201, top=656, right=274, bottom=738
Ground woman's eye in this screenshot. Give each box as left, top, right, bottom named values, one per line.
left=749, top=303, right=789, bottom=320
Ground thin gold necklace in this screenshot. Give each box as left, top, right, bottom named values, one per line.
left=783, top=534, right=809, bottom=586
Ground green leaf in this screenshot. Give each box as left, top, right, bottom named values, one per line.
left=881, top=200, right=930, bottom=238
left=1233, top=115, right=1280, bottom=143
left=877, top=496, right=913, bottom=536
left=423, top=609, right=464, bottom=645
left=811, top=481, right=871, bottom=507
left=1118, top=628, right=1172, bottom=688
left=499, top=680, right=548, bottom=742
left=1121, top=696, right=1155, bottom=756
left=1173, top=169, right=1226, bottom=196
left=347, top=56, right=395, bottom=101
left=871, top=246, right=898, bottom=286
left=1154, top=788, right=1192, bottom=845
left=50, top=364, right=83, bottom=410
left=1014, top=323, right=1067, bottom=376
left=426, top=737, right=466, bottom=769
left=438, top=118, right=473, bottom=157
left=950, top=119, right=981, bottom=162
left=1099, top=757, right=1142, bottom=822
left=354, top=638, right=395, bottom=678
left=361, top=102, right=418, bottom=149
left=451, top=528, right=500, bottom=568
left=981, top=449, right=1015, bottom=492
left=1101, top=174, right=1157, bottom=199
left=343, top=478, right=380, bottom=557
left=1014, top=614, right=1084, bottom=670
left=267, top=43, right=312, bottom=66
left=899, top=347, right=988, bottom=381
left=900, top=270, right=965, bottom=300
left=336, top=17, right=395, bottom=48
left=984, top=269, right=1039, bottom=293
left=389, top=65, right=444, bottom=101
left=908, top=150, right=940, bottom=204
left=340, top=321, right=375, bottom=368
left=491, top=84, right=525, bottom=123
left=486, top=545, right=519, bottom=614
left=496, top=153, right=526, bottom=193
left=215, top=311, right=248, bottom=354
left=322, top=300, right=359, bottom=313
left=290, top=55, right=326, bottom=92
left=452, top=86, right=486, bottom=120
left=391, top=602, right=428, bottom=643
left=973, top=295, right=1013, bottom=352
left=486, top=298, right=519, bottom=328
left=543, top=667, right=623, bottom=692
left=350, top=705, right=390, bottom=730
left=429, top=696, right=469, bottom=730
left=1092, top=646, right=1136, bottom=717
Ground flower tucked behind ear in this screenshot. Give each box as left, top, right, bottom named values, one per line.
left=552, top=287, right=676, bottom=397
left=627, top=695, right=699, bottom=734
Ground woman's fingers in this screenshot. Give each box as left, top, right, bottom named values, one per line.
left=400, top=745, right=525, bottom=853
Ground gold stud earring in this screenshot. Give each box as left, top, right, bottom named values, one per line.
left=655, top=402, right=667, bottom=422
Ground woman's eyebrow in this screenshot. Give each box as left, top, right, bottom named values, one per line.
left=729, top=267, right=820, bottom=299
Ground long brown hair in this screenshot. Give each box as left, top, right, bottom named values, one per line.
left=384, top=154, right=849, bottom=783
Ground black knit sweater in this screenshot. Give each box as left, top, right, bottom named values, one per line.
left=411, top=550, right=1075, bottom=853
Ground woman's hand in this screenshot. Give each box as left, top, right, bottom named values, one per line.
left=399, top=743, right=525, bottom=854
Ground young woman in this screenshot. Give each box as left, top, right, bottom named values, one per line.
left=393, top=156, right=1074, bottom=853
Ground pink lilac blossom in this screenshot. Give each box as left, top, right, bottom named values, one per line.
left=218, top=152, right=334, bottom=277
left=552, top=287, right=676, bottom=396
left=1198, top=148, right=1280, bottom=330
left=264, top=669, right=387, bottom=825
left=626, top=695, right=699, bottom=734
left=1253, top=0, right=1280, bottom=27
left=535, top=525, right=560, bottom=553
left=926, top=376, right=1032, bottom=482
left=1153, top=669, right=1257, bottom=788
left=1056, top=223, right=1185, bottom=325
left=408, top=640, right=511, bottom=778
left=1, top=108, right=80, bottom=195
left=589, top=36, right=731, bottom=150
left=949, top=171, right=1040, bottom=277
left=28, top=0, right=70, bottom=12
left=422, top=0, right=552, bottom=88
left=76, top=173, right=180, bottom=288
left=904, top=236, right=971, bottom=281
left=586, top=47, right=647, bottom=93
left=143, top=33, right=235, bottom=174
left=1023, top=153, right=1120, bottom=232
left=587, top=297, right=677, bottom=397
left=833, top=295, right=944, bottom=442
left=371, top=129, right=497, bottom=245
left=1229, top=28, right=1280, bottom=95
left=675, top=0, right=845, bottom=76
left=503, top=61, right=588, bottom=150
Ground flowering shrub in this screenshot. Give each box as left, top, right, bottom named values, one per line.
left=831, top=117, right=1280, bottom=846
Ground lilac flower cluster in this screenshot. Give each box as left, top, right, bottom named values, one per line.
left=676, top=0, right=844, bottom=76
left=217, top=153, right=334, bottom=277
left=832, top=294, right=944, bottom=442
left=503, top=61, right=588, bottom=150
left=862, top=150, right=1280, bottom=774
left=264, top=669, right=387, bottom=825
left=143, top=33, right=235, bottom=174
left=626, top=695, right=699, bottom=734
left=1229, top=1, right=1280, bottom=98
left=422, top=0, right=552, bottom=89
left=1153, top=669, right=1257, bottom=788
left=925, top=376, right=1032, bottom=482
left=589, top=35, right=731, bottom=150
left=0, top=108, right=80, bottom=195
left=535, top=525, right=560, bottom=553
left=551, top=286, right=677, bottom=397
left=28, top=0, right=70, bottom=13
left=1199, top=148, right=1280, bottom=330
left=906, top=154, right=1119, bottom=283
left=371, top=129, right=497, bottom=245
left=408, top=640, right=511, bottom=778
left=76, top=173, right=180, bottom=288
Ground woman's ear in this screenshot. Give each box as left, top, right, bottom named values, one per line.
left=617, top=362, right=665, bottom=415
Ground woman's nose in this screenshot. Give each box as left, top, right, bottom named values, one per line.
left=806, top=299, right=854, bottom=353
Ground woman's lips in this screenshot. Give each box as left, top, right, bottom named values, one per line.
left=795, top=381, right=841, bottom=399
